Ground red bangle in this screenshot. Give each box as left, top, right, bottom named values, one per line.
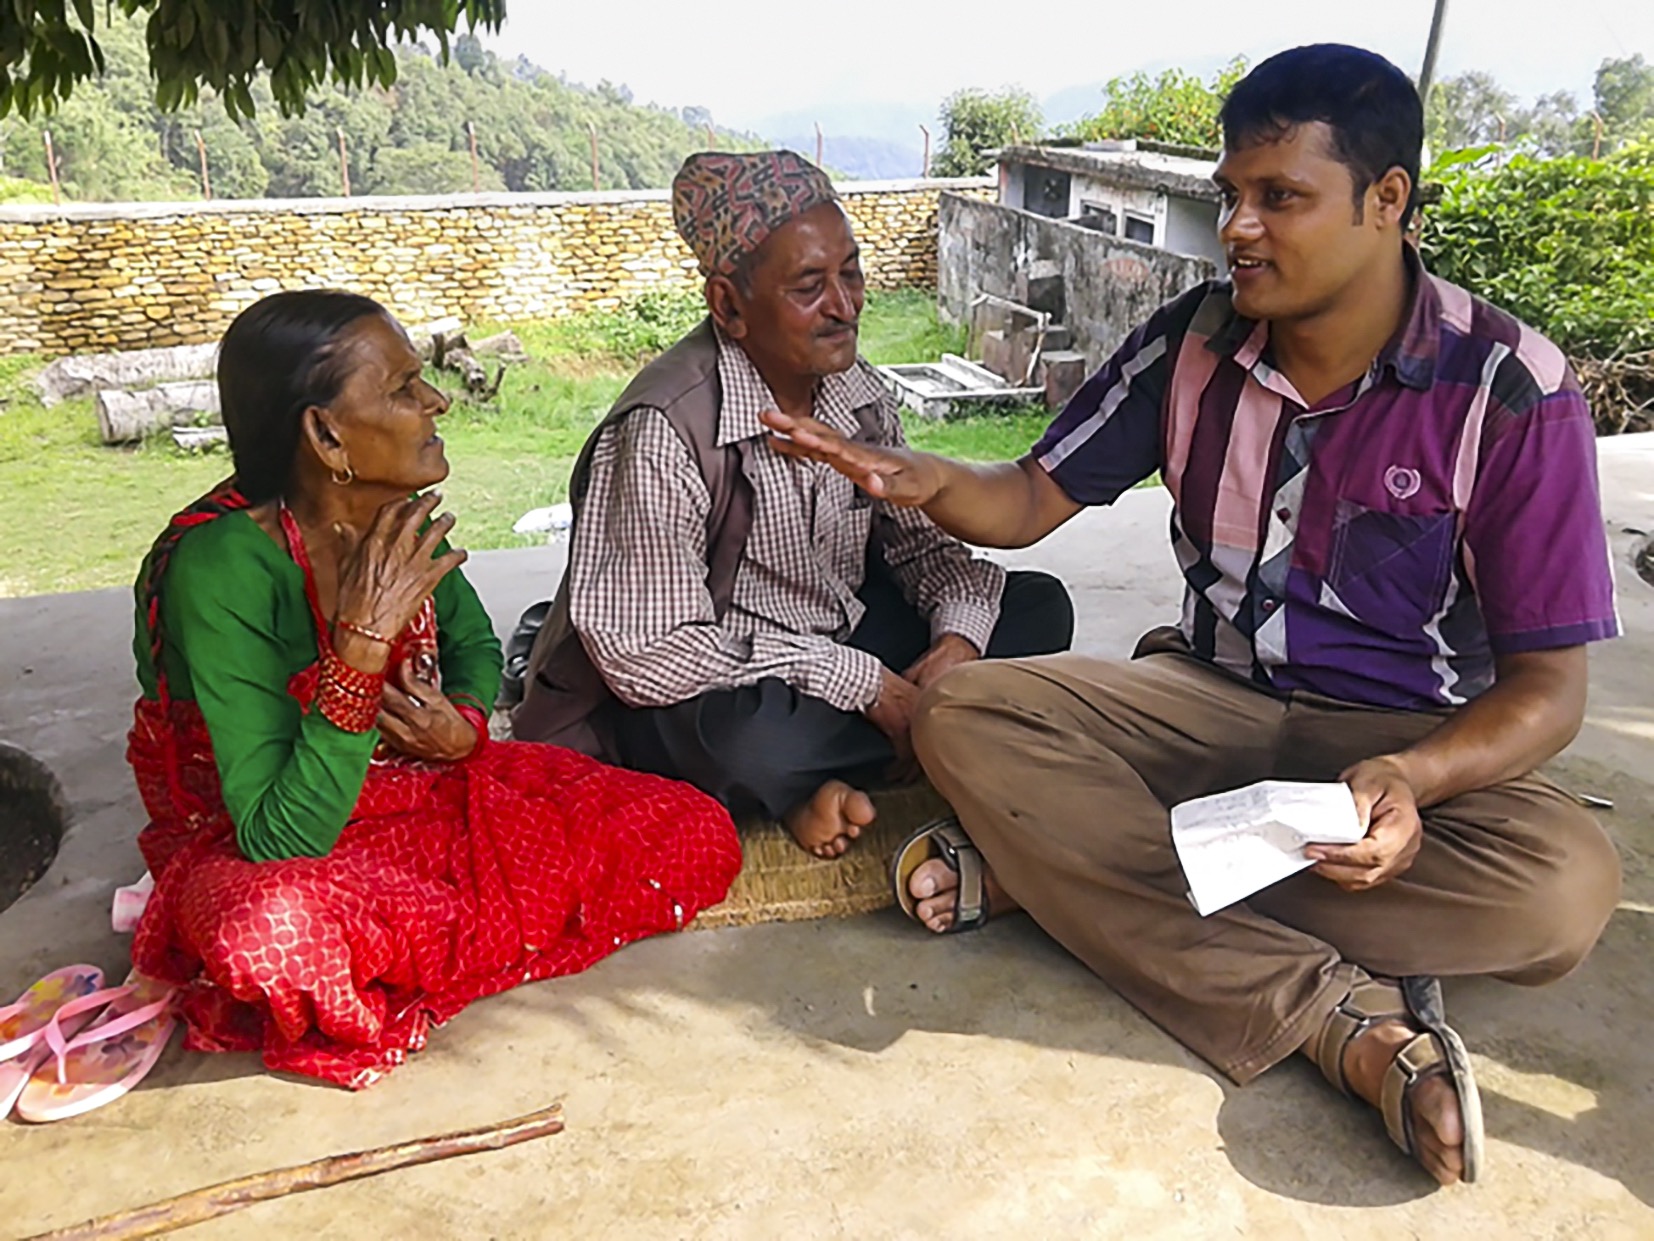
left=317, top=649, right=385, bottom=733
left=318, top=677, right=381, bottom=733
left=455, top=705, right=489, bottom=757
left=321, top=648, right=384, bottom=699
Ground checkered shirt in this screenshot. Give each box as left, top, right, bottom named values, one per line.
left=569, top=328, right=1005, bottom=712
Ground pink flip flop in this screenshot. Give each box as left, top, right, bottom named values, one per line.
left=0, top=1043, right=51, bottom=1117
left=14, top=975, right=178, bottom=1124
left=0, top=965, right=106, bottom=1062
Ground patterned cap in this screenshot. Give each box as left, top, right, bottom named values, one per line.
left=672, top=150, right=839, bottom=278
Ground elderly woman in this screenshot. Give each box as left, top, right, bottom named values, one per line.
left=124, top=290, right=742, bottom=1088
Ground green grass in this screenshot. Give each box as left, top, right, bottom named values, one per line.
left=0, top=401, right=229, bottom=596
left=0, top=290, right=1056, bottom=597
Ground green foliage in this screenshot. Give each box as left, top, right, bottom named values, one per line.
left=0, top=172, right=51, bottom=201
left=1421, top=148, right=1654, bottom=358
left=0, top=15, right=759, bottom=202
left=532, top=287, right=969, bottom=369
left=1, top=16, right=187, bottom=199
left=366, top=142, right=505, bottom=195
left=0, top=0, right=505, bottom=121
left=1065, top=58, right=1246, bottom=150
left=1426, top=72, right=1597, bottom=159
left=535, top=289, right=708, bottom=362
left=935, top=87, right=1043, bottom=177
left=1425, top=72, right=1598, bottom=159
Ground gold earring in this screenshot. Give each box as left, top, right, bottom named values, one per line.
left=331, top=464, right=355, bottom=486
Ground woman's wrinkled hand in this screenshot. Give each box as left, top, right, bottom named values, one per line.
left=334, top=492, right=467, bottom=640
left=375, top=658, right=479, bottom=762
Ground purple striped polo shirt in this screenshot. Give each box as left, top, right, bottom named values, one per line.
left=1032, top=256, right=1621, bottom=710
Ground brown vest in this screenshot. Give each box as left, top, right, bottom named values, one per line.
left=511, top=319, right=746, bottom=754
left=511, top=320, right=885, bottom=756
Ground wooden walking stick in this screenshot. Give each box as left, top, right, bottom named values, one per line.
left=23, top=1102, right=565, bottom=1241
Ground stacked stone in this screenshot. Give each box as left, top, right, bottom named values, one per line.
left=0, top=179, right=993, bottom=358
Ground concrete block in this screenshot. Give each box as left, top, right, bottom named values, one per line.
left=1040, top=349, right=1090, bottom=410
left=979, top=330, right=1014, bottom=382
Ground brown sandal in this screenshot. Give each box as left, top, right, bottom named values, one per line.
left=890, top=817, right=989, bottom=934
left=1305, top=972, right=1485, bottom=1183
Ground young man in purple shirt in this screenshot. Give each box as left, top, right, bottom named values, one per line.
left=760, top=45, right=1621, bottom=1186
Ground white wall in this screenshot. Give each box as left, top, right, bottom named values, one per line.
left=1163, top=194, right=1225, bottom=267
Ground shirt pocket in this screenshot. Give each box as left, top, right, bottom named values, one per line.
left=1327, top=500, right=1456, bottom=633
left=826, top=502, right=874, bottom=576
left=815, top=466, right=874, bottom=540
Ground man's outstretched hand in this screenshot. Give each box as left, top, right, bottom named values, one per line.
left=761, top=409, right=943, bottom=508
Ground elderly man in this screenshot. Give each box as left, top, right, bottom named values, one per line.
left=761, top=48, right=1622, bottom=1186
left=513, top=150, right=1073, bottom=858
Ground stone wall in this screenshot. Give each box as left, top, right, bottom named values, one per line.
left=938, top=191, right=1217, bottom=372
left=0, top=178, right=993, bottom=358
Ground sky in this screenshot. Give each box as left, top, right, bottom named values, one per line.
left=484, top=0, right=1654, bottom=144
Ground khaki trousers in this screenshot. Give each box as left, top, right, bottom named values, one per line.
left=911, top=647, right=1622, bottom=1084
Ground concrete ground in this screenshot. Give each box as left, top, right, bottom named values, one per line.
left=1, top=438, right=1651, bottom=1239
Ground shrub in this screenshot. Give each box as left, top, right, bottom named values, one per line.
left=1421, top=148, right=1654, bottom=360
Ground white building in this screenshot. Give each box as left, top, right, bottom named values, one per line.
left=994, top=140, right=1225, bottom=268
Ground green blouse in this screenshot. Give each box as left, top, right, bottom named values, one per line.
left=133, top=511, right=503, bottom=863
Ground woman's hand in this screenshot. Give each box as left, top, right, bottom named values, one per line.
left=335, top=492, right=467, bottom=641
left=375, top=658, right=480, bottom=762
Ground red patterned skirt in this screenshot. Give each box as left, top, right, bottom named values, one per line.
left=127, top=699, right=741, bottom=1088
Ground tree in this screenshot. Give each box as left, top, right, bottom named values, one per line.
left=0, top=13, right=765, bottom=202
left=0, top=0, right=504, bottom=119
left=1514, top=90, right=1588, bottom=158
left=254, top=86, right=395, bottom=197
left=454, top=33, right=487, bottom=77
left=1065, top=58, right=1247, bottom=150
left=1, top=14, right=187, bottom=200
left=1426, top=71, right=1519, bottom=152
left=1593, top=54, right=1654, bottom=148
left=934, top=87, right=1042, bottom=177
left=1423, top=57, right=1654, bottom=162
left=366, top=142, right=504, bottom=195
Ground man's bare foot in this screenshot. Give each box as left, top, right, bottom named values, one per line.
left=907, top=856, right=1017, bottom=933
left=783, top=779, right=875, bottom=859
left=1339, top=1019, right=1466, bottom=1186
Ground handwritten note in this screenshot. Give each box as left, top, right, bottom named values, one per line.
left=1171, top=781, right=1365, bottom=916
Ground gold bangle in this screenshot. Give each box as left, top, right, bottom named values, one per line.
left=336, top=618, right=394, bottom=646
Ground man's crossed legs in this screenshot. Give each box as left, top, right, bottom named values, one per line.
left=603, top=566, right=1074, bottom=855
left=910, top=647, right=1621, bottom=1183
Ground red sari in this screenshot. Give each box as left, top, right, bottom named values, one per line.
left=128, top=494, right=742, bottom=1088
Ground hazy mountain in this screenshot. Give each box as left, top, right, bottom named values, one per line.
left=765, top=132, right=925, bottom=180
left=748, top=98, right=933, bottom=179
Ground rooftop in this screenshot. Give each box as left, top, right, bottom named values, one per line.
left=997, top=141, right=1223, bottom=203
